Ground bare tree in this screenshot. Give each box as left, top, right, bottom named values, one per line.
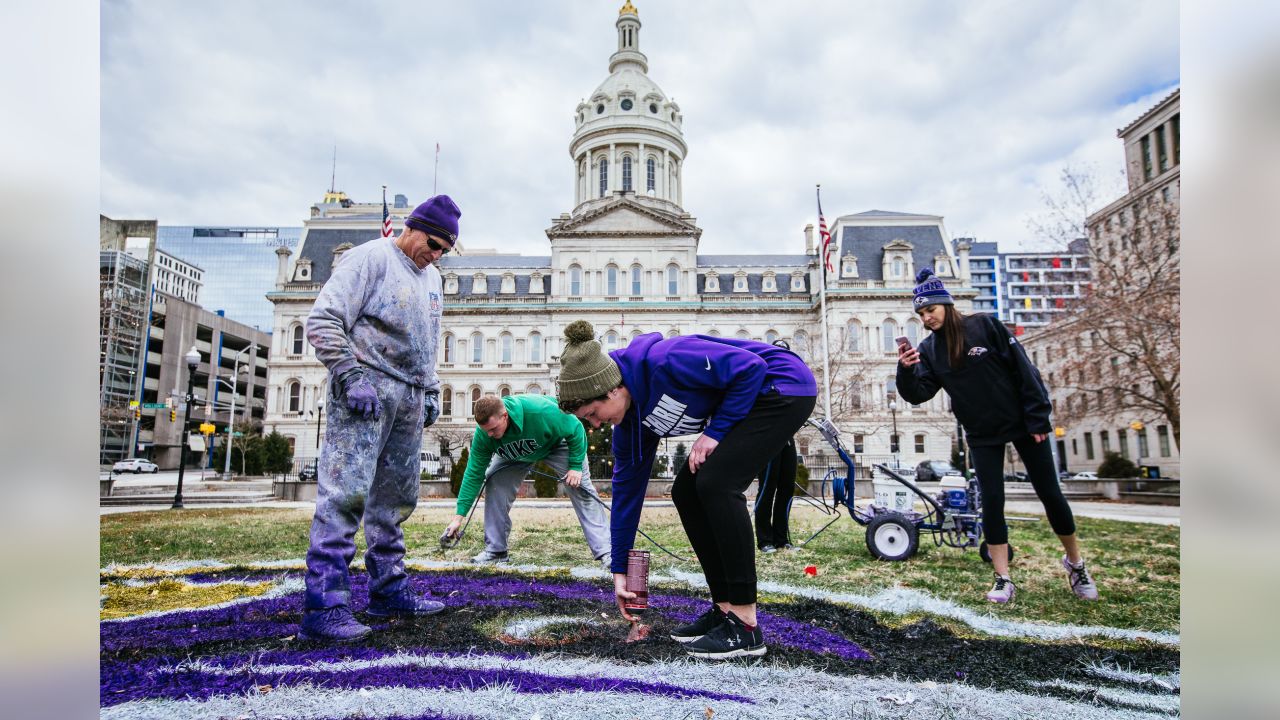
left=1030, top=167, right=1181, bottom=449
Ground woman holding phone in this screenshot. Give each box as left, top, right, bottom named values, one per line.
left=896, top=269, right=1099, bottom=603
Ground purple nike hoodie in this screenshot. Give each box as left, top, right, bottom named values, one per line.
left=605, top=333, right=817, bottom=572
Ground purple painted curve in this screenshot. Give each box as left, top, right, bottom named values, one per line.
left=100, top=657, right=754, bottom=707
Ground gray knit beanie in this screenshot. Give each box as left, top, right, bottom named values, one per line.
left=556, top=320, right=622, bottom=402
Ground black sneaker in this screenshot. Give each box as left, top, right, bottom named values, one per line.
left=684, top=610, right=766, bottom=659
left=299, top=606, right=372, bottom=643
left=670, top=604, right=726, bottom=642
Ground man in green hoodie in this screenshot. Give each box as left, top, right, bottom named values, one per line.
left=442, top=394, right=611, bottom=567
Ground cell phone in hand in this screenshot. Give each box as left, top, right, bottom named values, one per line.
left=895, top=335, right=911, bottom=351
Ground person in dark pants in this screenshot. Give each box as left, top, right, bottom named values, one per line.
left=754, top=438, right=797, bottom=552
left=555, top=321, right=817, bottom=660
left=896, top=269, right=1099, bottom=604
left=753, top=338, right=799, bottom=553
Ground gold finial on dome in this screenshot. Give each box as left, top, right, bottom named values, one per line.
left=619, top=1, right=637, bottom=16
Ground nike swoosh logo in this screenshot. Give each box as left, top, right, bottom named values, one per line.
left=705, top=357, right=711, bottom=370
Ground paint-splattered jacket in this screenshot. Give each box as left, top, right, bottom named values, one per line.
left=306, top=236, right=443, bottom=390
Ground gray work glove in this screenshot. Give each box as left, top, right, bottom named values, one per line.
left=337, top=369, right=381, bottom=419
left=423, top=390, right=440, bottom=428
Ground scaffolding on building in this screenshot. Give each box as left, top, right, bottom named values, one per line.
left=100, top=250, right=150, bottom=465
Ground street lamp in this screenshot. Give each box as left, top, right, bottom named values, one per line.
left=888, top=398, right=900, bottom=459
left=315, top=401, right=323, bottom=449
left=222, top=344, right=254, bottom=479
left=172, top=345, right=201, bottom=509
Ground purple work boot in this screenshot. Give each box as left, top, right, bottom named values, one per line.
left=366, top=587, right=446, bottom=617
left=985, top=573, right=1016, bottom=603
left=299, top=606, right=372, bottom=642
left=1061, top=555, right=1100, bottom=600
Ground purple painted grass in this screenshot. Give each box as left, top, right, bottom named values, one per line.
left=101, top=655, right=752, bottom=707
left=106, top=569, right=870, bottom=660
left=102, top=568, right=867, bottom=707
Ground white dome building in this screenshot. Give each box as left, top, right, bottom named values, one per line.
left=570, top=1, right=686, bottom=211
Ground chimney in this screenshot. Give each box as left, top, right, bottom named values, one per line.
left=275, top=245, right=292, bottom=287
left=803, top=224, right=814, bottom=255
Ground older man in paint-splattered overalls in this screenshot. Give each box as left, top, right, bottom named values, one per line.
left=299, top=195, right=461, bottom=642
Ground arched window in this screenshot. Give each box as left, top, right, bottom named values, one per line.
left=598, top=158, right=608, bottom=198
left=499, top=386, right=511, bottom=397
left=470, top=332, right=483, bottom=363
left=500, top=333, right=513, bottom=363
left=907, top=318, right=922, bottom=345
left=529, top=332, right=543, bottom=363
left=291, top=325, right=304, bottom=355
left=441, top=386, right=453, bottom=417
left=622, top=155, right=633, bottom=192
left=646, top=157, right=656, bottom=192
left=470, top=386, right=481, bottom=414
left=526, top=384, right=543, bottom=395
left=569, top=265, right=582, bottom=296
left=847, top=320, right=862, bottom=352
left=666, top=264, right=679, bottom=295
left=630, top=265, right=642, bottom=295
left=735, top=329, right=750, bottom=340
left=892, top=257, right=904, bottom=277
left=443, top=334, right=455, bottom=363
left=288, top=381, right=301, bottom=413
left=605, top=331, right=619, bottom=353
left=882, top=320, right=898, bottom=352
left=606, top=265, right=618, bottom=295
left=847, top=380, right=863, bottom=410
left=765, top=329, right=779, bottom=345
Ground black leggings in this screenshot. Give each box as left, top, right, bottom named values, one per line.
left=754, top=439, right=797, bottom=549
left=969, top=434, right=1076, bottom=545
left=671, top=393, right=816, bottom=605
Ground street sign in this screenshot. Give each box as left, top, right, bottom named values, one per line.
left=198, top=423, right=216, bottom=435
left=128, top=400, right=139, bottom=407
left=188, top=434, right=207, bottom=452
left=142, top=403, right=167, bottom=409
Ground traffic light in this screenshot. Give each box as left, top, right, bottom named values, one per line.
left=169, top=409, right=177, bottom=423
left=134, top=408, right=141, bottom=420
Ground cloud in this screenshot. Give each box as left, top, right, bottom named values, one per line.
left=102, top=0, right=1178, bottom=254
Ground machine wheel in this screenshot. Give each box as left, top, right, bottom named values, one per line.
left=865, top=513, right=920, bottom=561
left=978, top=541, right=1015, bottom=564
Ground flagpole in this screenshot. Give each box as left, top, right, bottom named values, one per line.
left=817, top=184, right=833, bottom=423
left=433, top=143, right=440, bottom=195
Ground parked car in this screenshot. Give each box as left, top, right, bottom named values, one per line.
left=420, top=451, right=441, bottom=476
left=916, top=460, right=959, bottom=483
left=1004, top=471, right=1027, bottom=482
left=112, top=458, right=158, bottom=474
left=298, top=464, right=317, bottom=481
left=1070, top=471, right=1098, bottom=480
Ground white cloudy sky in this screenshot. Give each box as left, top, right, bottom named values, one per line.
left=101, top=0, right=1179, bottom=254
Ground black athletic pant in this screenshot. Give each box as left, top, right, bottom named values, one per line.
left=754, top=439, right=797, bottom=549
left=969, top=434, right=1076, bottom=545
left=671, top=392, right=816, bottom=605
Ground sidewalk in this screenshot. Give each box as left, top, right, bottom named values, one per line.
left=102, top=495, right=1178, bottom=525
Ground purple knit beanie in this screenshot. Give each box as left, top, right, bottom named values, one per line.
left=405, top=195, right=461, bottom=243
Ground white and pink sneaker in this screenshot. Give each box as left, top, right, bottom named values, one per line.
left=1062, top=555, right=1100, bottom=600
left=986, top=573, right=1016, bottom=603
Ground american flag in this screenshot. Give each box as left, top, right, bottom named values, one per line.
left=381, top=186, right=393, bottom=238
left=817, top=186, right=834, bottom=274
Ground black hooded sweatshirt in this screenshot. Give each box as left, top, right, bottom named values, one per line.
left=895, top=313, right=1052, bottom=447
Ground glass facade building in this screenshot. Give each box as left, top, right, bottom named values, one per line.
left=157, top=226, right=302, bottom=332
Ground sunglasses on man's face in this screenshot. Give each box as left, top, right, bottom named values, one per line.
left=426, top=236, right=453, bottom=255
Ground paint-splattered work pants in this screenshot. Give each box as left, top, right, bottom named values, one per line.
left=305, top=367, right=426, bottom=610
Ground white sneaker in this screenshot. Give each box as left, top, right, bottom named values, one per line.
left=1062, top=555, right=1100, bottom=600
left=471, top=549, right=509, bottom=565
left=985, top=573, right=1016, bottom=603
